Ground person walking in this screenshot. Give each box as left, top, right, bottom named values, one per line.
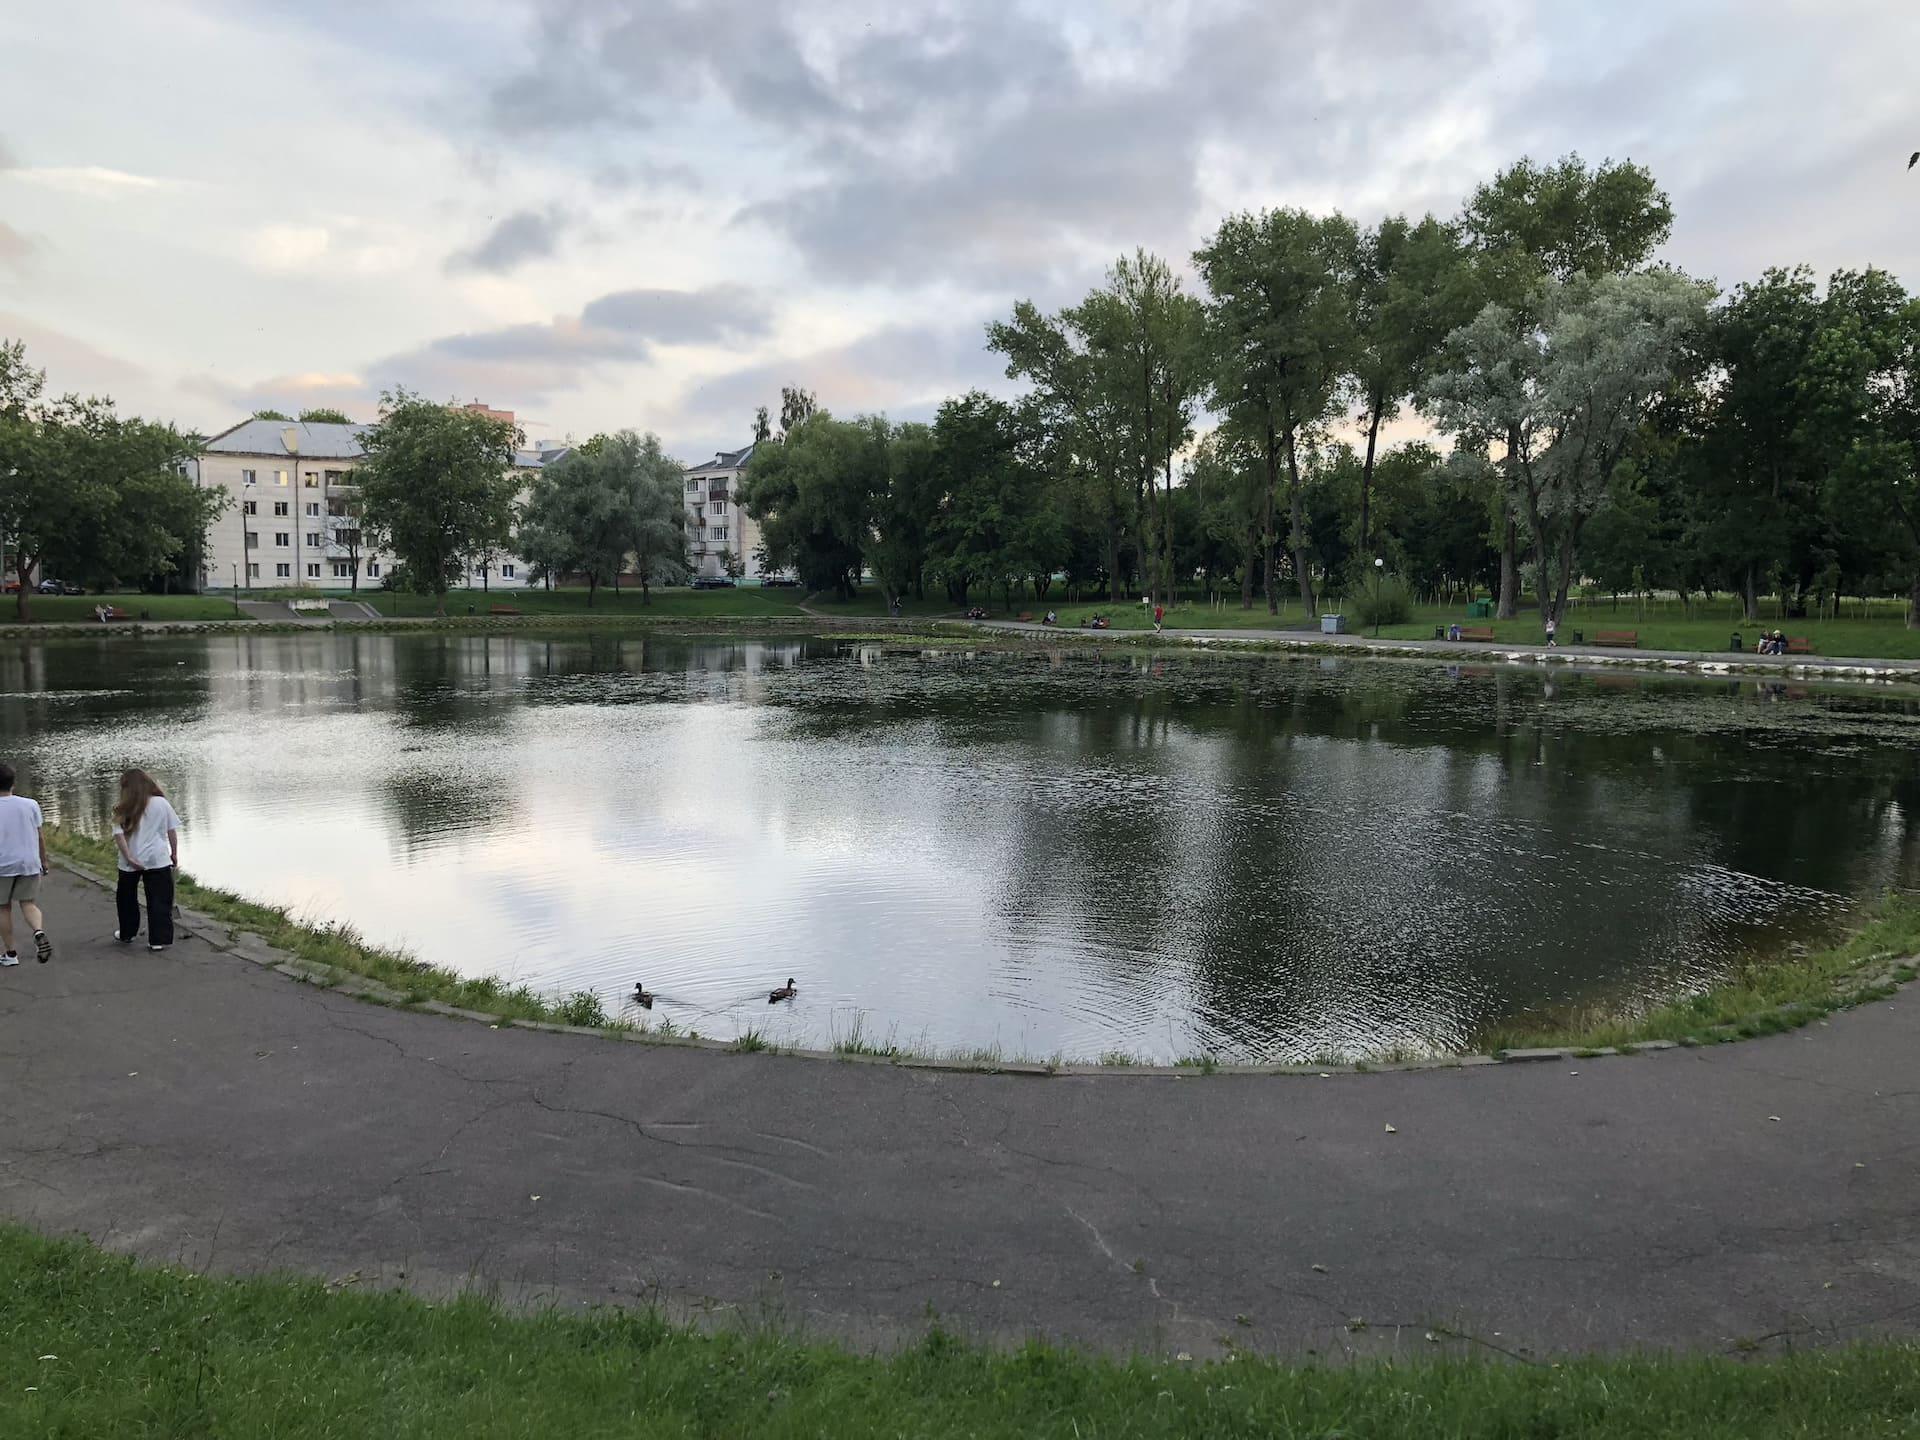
left=0, top=762, right=52, bottom=966
left=1544, top=613, right=1558, bottom=649
left=111, top=768, right=180, bottom=952
left=1153, top=602, right=1166, bottom=635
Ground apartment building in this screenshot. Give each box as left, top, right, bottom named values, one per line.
left=682, top=443, right=773, bottom=581
left=195, top=416, right=563, bottom=592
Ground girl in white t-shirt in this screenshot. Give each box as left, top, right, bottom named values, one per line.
left=112, top=768, right=181, bottom=952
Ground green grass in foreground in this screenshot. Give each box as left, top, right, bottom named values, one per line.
left=1474, top=894, right=1920, bottom=1053
left=4, top=1227, right=1917, bottom=1439
left=44, top=827, right=605, bottom=1030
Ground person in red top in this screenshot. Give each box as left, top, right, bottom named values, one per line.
left=1153, top=603, right=1165, bottom=634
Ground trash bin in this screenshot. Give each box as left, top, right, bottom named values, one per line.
left=1320, top=614, right=1346, bottom=635
left=1466, top=599, right=1492, bottom=619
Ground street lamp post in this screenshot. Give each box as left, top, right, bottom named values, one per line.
left=1371, top=556, right=1385, bottom=636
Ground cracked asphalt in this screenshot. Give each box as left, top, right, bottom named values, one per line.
left=3, top=870, right=1919, bottom=1360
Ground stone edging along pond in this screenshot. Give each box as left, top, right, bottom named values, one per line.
left=46, top=830, right=1919, bottom=1079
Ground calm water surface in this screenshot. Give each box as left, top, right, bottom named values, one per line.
left=7, top=632, right=1919, bottom=1062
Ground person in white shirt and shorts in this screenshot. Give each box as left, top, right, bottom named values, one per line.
left=0, top=761, right=52, bottom=966
left=111, top=768, right=181, bottom=952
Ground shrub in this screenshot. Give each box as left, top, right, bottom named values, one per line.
left=1352, top=575, right=1413, bottom=629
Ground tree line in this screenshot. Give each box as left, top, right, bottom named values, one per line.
left=0, top=340, right=219, bottom=619
left=736, top=154, right=1920, bottom=626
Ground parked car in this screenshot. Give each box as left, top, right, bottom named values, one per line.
left=689, top=576, right=736, bottom=589
left=761, top=576, right=800, bottom=588
left=37, top=579, right=81, bottom=595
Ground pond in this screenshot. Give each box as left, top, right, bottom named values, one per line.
left=6, top=631, right=1919, bottom=1062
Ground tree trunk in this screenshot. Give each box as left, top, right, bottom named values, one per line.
left=1496, top=421, right=1522, bottom=620
left=1263, top=424, right=1280, bottom=616
left=1240, top=526, right=1256, bottom=610
left=1742, top=565, right=1759, bottom=623
left=587, top=576, right=597, bottom=608
left=1284, top=428, right=1316, bottom=615
left=1909, top=571, right=1920, bottom=630
left=1106, top=512, right=1122, bottom=605
left=1358, top=395, right=1384, bottom=556
left=433, top=588, right=447, bottom=618
left=15, top=557, right=29, bottom=622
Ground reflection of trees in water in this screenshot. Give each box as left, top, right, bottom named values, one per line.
left=378, top=766, right=504, bottom=855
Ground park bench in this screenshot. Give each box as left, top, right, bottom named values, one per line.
left=95, top=605, right=130, bottom=623
left=1454, top=625, right=1496, bottom=642
left=1591, top=630, right=1640, bottom=648
left=1017, top=611, right=1034, bottom=622
left=489, top=604, right=522, bottom=616
left=1786, top=635, right=1815, bottom=655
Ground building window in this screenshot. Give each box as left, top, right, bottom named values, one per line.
left=367, top=562, right=381, bottom=577
left=272, top=501, right=288, bottom=517
left=247, top=562, right=260, bottom=579
left=331, top=562, right=351, bottom=579
left=306, top=532, right=322, bottom=547
left=244, top=531, right=259, bottom=548
left=241, top=469, right=257, bottom=487
left=275, top=469, right=288, bottom=486
left=304, top=563, right=319, bottom=578
left=275, top=563, right=291, bottom=578
left=324, top=470, right=343, bottom=484
left=712, top=500, right=727, bottom=515
left=274, top=532, right=289, bottom=548
left=243, top=500, right=257, bottom=516
left=711, top=525, right=728, bottom=541
left=686, top=479, right=700, bottom=493
left=305, top=502, right=319, bottom=517
left=501, top=564, right=515, bottom=579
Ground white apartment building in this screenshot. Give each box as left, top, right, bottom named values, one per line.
left=196, top=417, right=563, bottom=592
left=683, top=443, right=772, bottom=581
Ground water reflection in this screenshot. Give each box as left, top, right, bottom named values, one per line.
left=5, top=632, right=1918, bottom=1062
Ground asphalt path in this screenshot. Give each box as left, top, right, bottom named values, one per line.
left=4, top=869, right=1917, bottom=1359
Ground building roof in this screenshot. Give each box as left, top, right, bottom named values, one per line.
left=686, top=442, right=756, bottom=475
left=201, top=418, right=369, bottom=459
left=514, top=446, right=570, bottom=469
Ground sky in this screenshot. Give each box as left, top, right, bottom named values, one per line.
left=1, top=0, right=1915, bottom=461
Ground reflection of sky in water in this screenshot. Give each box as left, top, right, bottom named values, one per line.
left=5, top=633, right=1918, bottom=1062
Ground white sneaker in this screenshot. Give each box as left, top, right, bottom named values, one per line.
left=0, top=952, right=16, bottom=967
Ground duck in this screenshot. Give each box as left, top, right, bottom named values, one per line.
left=633, top=981, right=654, bottom=1009
left=768, top=978, right=797, bottom=1004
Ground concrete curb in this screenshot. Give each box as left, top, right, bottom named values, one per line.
left=47, top=855, right=1918, bottom=1080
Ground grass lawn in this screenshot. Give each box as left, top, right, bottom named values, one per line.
left=1, top=593, right=246, bottom=624
left=5, top=1226, right=1918, bottom=1439
left=363, top=586, right=810, bottom=619
left=978, top=593, right=1920, bottom=660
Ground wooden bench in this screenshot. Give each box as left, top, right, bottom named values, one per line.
left=1591, top=630, right=1640, bottom=648
left=95, top=606, right=130, bottom=623
left=1454, top=625, right=1496, bottom=642
left=489, top=604, right=522, bottom=616
left=1786, top=635, right=1815, bottom=655
left=1017, top=611, right=1034, bottom=622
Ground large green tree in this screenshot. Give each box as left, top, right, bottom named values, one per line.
left=1195, top=207, right=1358, bottom=613
left=928, top=392, right=1063, bottom=610
left=1458, top=154, right=1674, bottom=615
left=1425, top=269, right=1711, bottom=624
left=1348, top=215, right=1472, bottom=558
left=738, top=412, right=884, bottom=599
left=355, top=389, right=520, bottom=614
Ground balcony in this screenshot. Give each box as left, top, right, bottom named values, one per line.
left=707, top=488, right=728, bottom=502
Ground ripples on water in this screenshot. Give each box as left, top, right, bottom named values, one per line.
left=5, top=633, right=1917, bottom=1062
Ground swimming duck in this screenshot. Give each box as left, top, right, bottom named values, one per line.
left=633, top=981, right=654, bottom=1009
left=768, top=978, right=797, bottom=1003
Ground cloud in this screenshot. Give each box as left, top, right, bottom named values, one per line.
left=247, top=224, right=332, bottom=273
left=578, top=286, right=768, bottom=344
left=677, top=320, right=1003, bottom=439
left=0, top=221, right=35, bottom=271
left=445, top=206, right=568, bottom=274
left=10, top=165, right=174, bottom=198
left=0, top=136, right=16, bottom=171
